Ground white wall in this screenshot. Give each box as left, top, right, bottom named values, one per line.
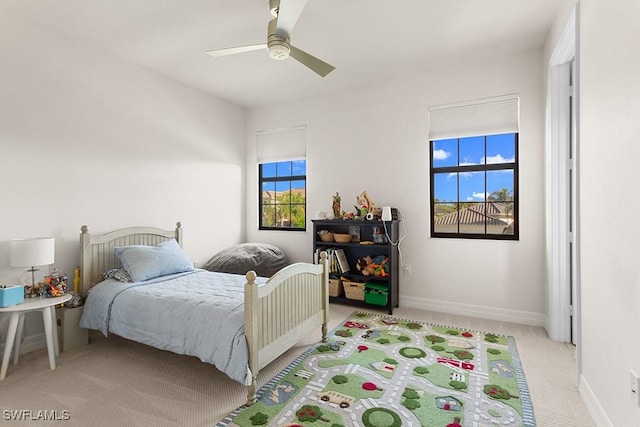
left=245, top=49, right=547, bottom=326
left=0, top=20, right=246, bottom=345
left=577, top=1, right=640, bottom=425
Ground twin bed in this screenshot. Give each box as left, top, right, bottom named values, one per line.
left=78, top=222, right=329, bottom=405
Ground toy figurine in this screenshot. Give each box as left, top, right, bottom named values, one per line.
left=356, top=190, right=374, bottom=214
left=332, top=192, right=342, bottom=219
left=74, top=267, right=80, bottom=294
left=357, top=190, right=382, bottom=219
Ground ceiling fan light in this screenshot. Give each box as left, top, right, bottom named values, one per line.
left=269, top=0, right=280, bottom=17
left=268, top=41, right=290, bottom=60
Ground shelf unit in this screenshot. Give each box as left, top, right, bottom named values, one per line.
left=312, top=219, right=399, bottom=314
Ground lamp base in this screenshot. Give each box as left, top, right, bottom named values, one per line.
left=27, top=266, right=40, bottom=286
left=25, top=267, right=43, bottom=297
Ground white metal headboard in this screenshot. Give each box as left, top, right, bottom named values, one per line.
left=79, top=222, right=183, bottom=295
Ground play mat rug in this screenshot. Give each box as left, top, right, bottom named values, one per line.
left=218, top=311, right=535, bottom=427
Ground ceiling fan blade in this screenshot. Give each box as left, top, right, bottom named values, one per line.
left=289, top=45, right=335, bottom=77
left=206, top=44, right=266, bottom=58
left=276, top=0, right=308, bottom=37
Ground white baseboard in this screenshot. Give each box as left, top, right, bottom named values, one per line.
left=0, top=333, right=46, bottom=357
left=399, top=296, right=546, bottom=327
left=579, top=374, right=613, bottom=427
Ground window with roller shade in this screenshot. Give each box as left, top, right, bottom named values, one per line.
left=428, top=95, right=519, bottom=240
left=257, top=126, right=307, bottom=231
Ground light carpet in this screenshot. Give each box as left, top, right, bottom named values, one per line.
left=0, top=304, right=594, bottom=427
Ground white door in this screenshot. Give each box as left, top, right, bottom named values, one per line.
left=568, top=59, right=578, bottom=345
left=545, top=6, right=578, bottom=344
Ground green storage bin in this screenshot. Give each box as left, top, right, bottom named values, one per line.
left=364, top=282, right=388, bottom=306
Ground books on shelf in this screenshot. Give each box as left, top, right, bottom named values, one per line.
left=335, top=249, right=350, bottom=273
left=315, top=247, right=351, bottom=274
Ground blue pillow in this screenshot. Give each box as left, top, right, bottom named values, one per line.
left=115, top=239, right=194, bottom=282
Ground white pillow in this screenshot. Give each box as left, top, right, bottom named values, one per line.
left=115, top=239, right=193, bottom=282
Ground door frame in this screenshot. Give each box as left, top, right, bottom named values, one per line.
left=545, top=5, right=579, bottom=347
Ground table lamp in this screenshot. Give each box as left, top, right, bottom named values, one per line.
left=11, top=237, right=55, bottom=286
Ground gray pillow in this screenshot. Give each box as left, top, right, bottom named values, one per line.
left=203, top=243, right=289, bottom=278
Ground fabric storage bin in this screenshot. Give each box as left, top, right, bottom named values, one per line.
left=329, top=278, right=343, bottom=297
left=364, top=282, right=388, bottom=306
left=0, top=285, right=24, bottom=307
left=343, top=281, right=365, bottom=301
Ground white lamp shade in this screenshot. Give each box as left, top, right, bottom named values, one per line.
left=11, top=237, right=55, bottom=267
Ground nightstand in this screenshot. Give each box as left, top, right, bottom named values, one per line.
left=55, top=305, right=88, bottom=352
left=0, top=294, right=72, bottom=380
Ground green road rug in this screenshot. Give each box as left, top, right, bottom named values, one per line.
left=218, top=312, right=535, bottom=427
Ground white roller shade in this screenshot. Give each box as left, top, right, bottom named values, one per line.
left=256, top=125, right=306, bottom=163
left=428, top=94, right=520, bottom=140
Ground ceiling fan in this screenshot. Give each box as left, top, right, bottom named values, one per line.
left=205, top=0, right=335, bottom=77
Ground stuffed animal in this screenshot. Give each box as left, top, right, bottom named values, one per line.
left=356, top=255, right=373, bottom=275
left=356, top=255, right=389, bottom=277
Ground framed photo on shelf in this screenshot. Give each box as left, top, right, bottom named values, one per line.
left=348, top=225, right=360, bottom=243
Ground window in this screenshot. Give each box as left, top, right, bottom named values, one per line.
left=259, top=160, right=306, bottom=230
left=256, top=125, right=307, bottom=231
left=428, top=94, right=519, bottom=240
left=430, top=134, right=518, bottom=239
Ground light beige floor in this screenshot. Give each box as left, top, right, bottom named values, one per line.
left=0, top=303, right=595, bottom=426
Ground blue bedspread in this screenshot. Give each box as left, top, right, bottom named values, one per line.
left=79, top=269, right=265, bottom=385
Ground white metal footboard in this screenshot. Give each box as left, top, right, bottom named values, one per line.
left=244, top=252, right=329, bottom=405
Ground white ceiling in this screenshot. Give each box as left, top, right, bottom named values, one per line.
left=4, top=0, right=570, bottom=108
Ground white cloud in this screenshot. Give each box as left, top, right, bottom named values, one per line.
left=484, top=154, right=515, bottom=164
left=472, top=192, right=488, bottom=200
left=433, top=149, right=450, bottom=160
left=466, top=192, right=487, bottom=201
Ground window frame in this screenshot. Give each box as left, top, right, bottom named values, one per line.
left=429, top=133, right=519, bottom=240
left=258, top=160, right=307, bottom=231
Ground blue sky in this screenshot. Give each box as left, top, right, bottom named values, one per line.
left=261, top=160, right=306, bottom=193
left=433, top=134, right=515, bottom=202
